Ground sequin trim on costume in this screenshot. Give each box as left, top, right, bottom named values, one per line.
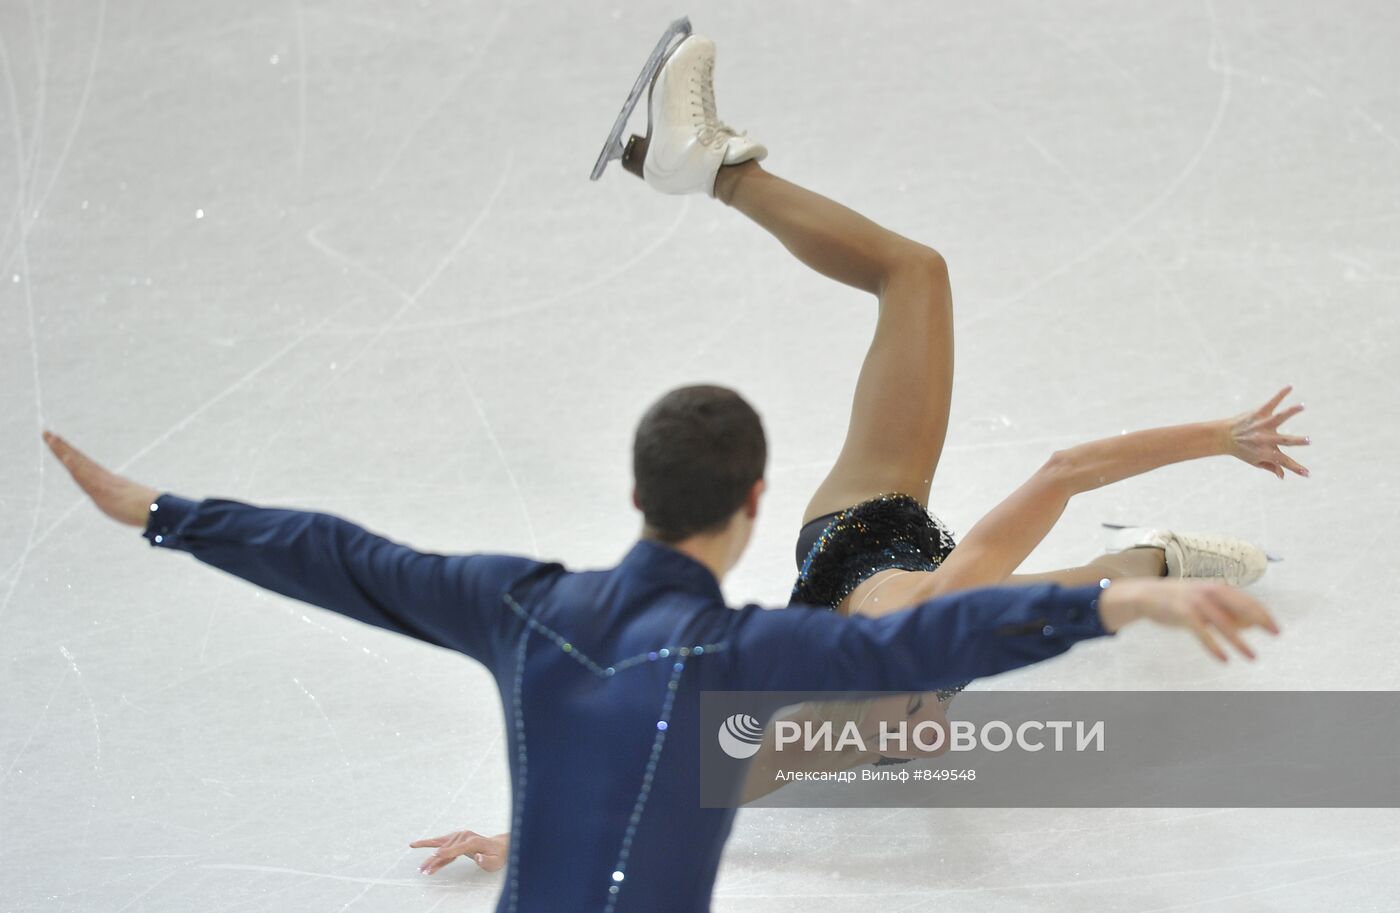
left=500, top=594, right=727, bottom=911
left=791, top=494, right=965, bottom=766
left=505, top=627, right=531, bottom=913
left=791, top=493, right=957, bottom=611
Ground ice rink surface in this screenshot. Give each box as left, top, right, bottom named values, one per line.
left=3, top=0, right=1399, bottom=910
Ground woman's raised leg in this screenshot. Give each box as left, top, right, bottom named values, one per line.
left=714, top=162, right=954, bottom=523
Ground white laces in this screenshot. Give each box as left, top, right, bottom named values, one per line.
left=690, top=56, right=743, bottom=147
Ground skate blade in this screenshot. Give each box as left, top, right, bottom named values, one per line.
left=589, top=16, right=693, bottom=181
left=1099, top=522, right=1282, bottom=562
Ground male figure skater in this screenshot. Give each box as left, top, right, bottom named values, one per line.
left=44, top=387, right=1275, bottom=913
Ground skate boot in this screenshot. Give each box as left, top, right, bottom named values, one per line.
left=592, top=25, right=766, bottom=195
left=591, top=17, right=693, bottom=181
left=1108, top=527, right=1269, bottom=587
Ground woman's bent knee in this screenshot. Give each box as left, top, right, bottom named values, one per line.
left=880, top=244, right=950, bottom=302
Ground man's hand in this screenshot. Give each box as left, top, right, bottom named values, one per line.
left=43, top=431, right=158, bottom=527
left=1098, top=578, right=1281, bottom=661
left=411, top=829, right=509, bottom=875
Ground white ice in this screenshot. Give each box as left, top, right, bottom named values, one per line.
left=3, top=1, right=1399, bottom=910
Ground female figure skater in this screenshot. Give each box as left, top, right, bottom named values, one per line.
left=414, top=28, right=1309, bottom=874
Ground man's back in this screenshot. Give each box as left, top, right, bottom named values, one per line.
left=140, top=496, right=1112, bottom=913
left=500, top=544, right=741, bottom=913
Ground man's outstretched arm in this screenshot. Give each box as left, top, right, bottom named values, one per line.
left=44, top=431, right=541, bottom=662
left=732, top=579, right=1280, bottom=694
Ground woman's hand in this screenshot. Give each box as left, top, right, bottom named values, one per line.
left=1225, top=386, right=1310, bottom=479
left=411, top=829, right=509, bottom=875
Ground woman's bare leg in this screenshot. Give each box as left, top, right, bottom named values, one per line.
left=712, top=161, right=956, bottom=764
left=714, top=162, right=954, bottom=523
left=1004, top=547, right=1167, bottom=588
left=848, top=547, right=1168, bottom=620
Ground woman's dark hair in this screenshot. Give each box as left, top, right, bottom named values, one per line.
left=632, top=385, right=767, bottom=542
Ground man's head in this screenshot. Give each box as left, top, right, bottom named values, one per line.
left=633, top=385, right=767, bottom=572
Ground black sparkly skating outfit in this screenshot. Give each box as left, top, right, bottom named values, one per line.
left=791, top=493, right=966, bottom=763
left=791, top=493, right=958, bottom=610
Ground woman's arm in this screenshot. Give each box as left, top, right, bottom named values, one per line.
left=929, top=388, right=1308, bottom=594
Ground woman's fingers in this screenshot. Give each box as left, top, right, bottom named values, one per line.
left=1257, top=385, right=1293, bottom=416
left=409, top=835, right=452, bottom=849
left=416, top=831, right=508, bottom=876
left=420, top=853, right=457, bottom=875
left=1277, top=453, right=1310, bottom=477
left=1263, top=404, right=1305, bottom=429
left=420, top=839, right=470, bottom=875
left=1231, top=391, right=1311, bottom=481
left=475, top=850, right=507, bottom=873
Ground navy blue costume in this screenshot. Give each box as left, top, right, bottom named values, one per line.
left=145, top=495, right=1112, bottom=913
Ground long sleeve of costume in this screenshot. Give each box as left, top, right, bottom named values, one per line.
left=729, top=583, right=1111, bottom=693
left=143, top=494, right=543, bottom=664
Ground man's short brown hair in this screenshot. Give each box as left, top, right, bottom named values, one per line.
left=632, top=385, right=767, bottom=542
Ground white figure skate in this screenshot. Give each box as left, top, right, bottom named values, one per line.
left=590, top=17, right=694, bottom=181
left=592, top=26, right=766, bottom=195
left=1105, top=526, right=1270, bottom=587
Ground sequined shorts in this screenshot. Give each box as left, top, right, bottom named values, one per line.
left=791, top=494, right=964, bottom=765
left=790, top=493, right=957, bottom=611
